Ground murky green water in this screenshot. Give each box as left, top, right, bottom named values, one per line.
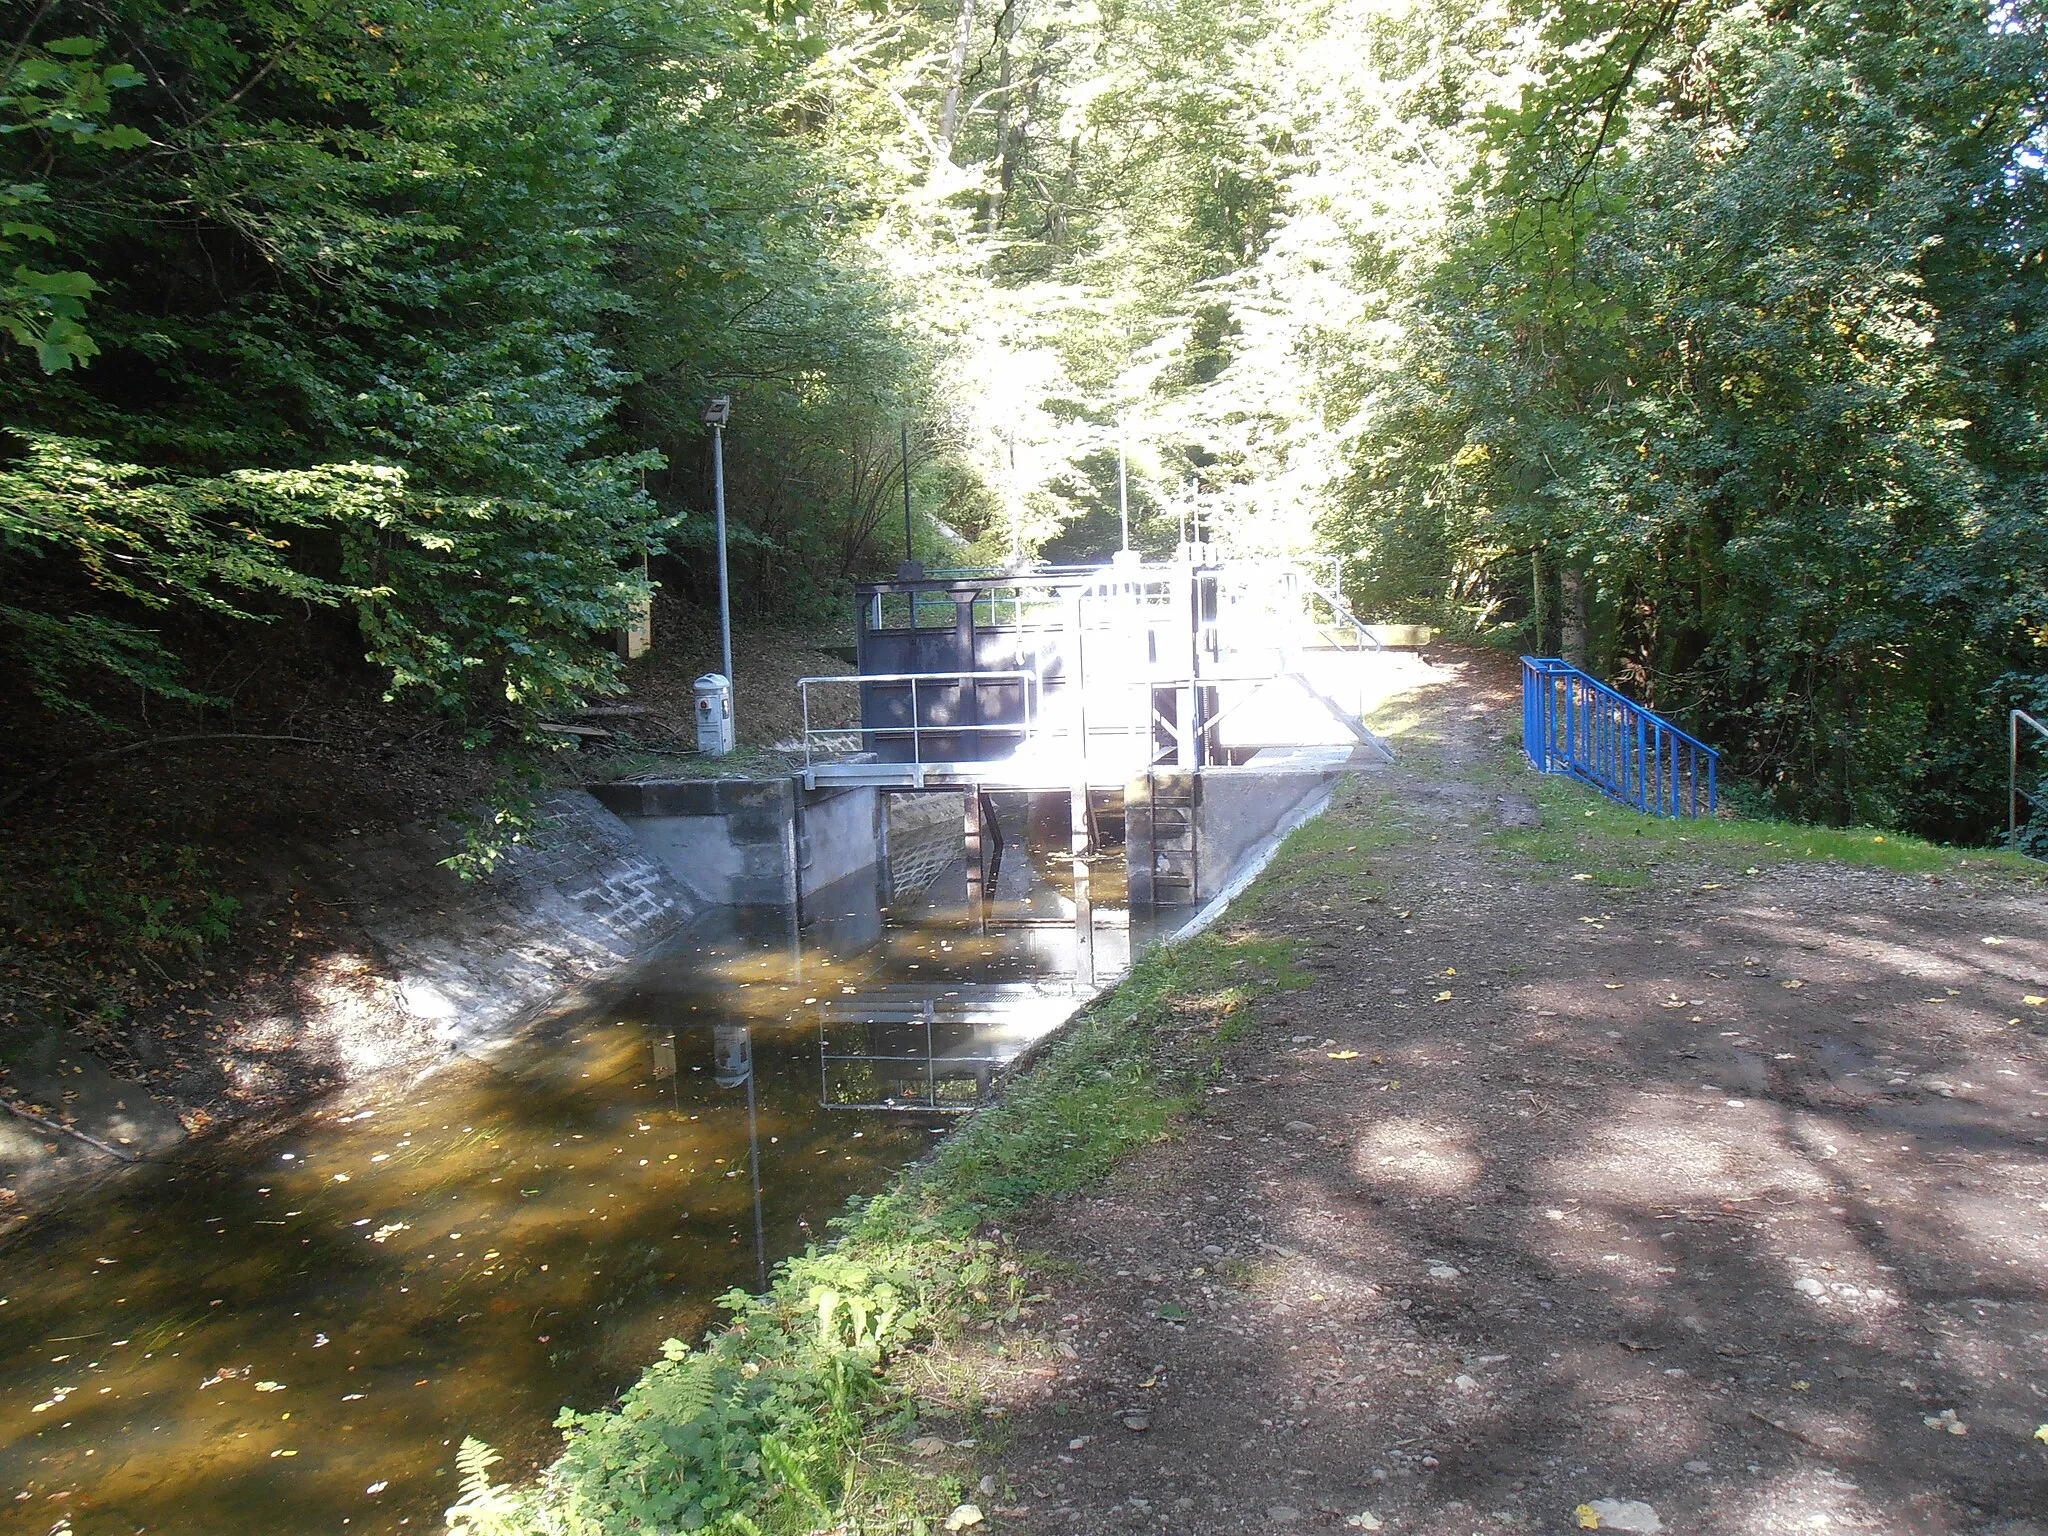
left=0, top=830, right=1162, bottom=1535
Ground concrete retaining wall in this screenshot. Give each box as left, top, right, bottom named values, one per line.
left=588, top=777, right=886, bottom=915
left=348, top=789, right=695, bottom=1051
left=1193, top=767, right=1338, bottom=900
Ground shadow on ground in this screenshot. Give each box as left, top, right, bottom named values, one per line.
left=940, top=652, right=2048, bottom=1536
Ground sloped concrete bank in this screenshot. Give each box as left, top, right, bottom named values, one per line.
left=1, top=789, right=693, bottom=1231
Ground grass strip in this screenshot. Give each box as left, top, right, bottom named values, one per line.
left=1492, top=748, right=2042, bottom=888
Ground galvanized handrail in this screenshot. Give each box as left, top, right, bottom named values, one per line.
left=798, top=670, right=1040, bottom=769
left=1295, top=573, right=1384, bottom=652
left=1521, top=657, right=1719, bottom=818
left=2011, top=709, right=2048, bottom=854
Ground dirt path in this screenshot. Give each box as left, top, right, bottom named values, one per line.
left=972, top=653, right=2048, bottom=1536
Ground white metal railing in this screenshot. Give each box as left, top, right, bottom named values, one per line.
left=798, top=670, right=1041, bottom=768
left=2011, top=708, right=2048, bottom=855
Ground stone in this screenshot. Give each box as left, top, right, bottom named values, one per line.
left=1683, top=1461, right=1711, bottom=1474
left=1454, top=1374, right=1479, bottom=1393
left=1793, top=1277, right=1826, bottom=1297
left=1267, top=1507, right=1302, bottom=1524
left=1284, top=1120, right=1317, bottom=1135
left=1584, top=1498, right=1662, bottom=1533
left=1428, top=1263, right=1461, bottom=1280
left=1123, top=1412, right=1152, bottom=1432
left=944, top=1504, right=984, bottom=1531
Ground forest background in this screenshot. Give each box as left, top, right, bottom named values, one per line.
left=3, top=0, right=2045, bottom=847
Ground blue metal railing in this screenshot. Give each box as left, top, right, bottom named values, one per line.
left=1521, top=657, right=1719, bottom=818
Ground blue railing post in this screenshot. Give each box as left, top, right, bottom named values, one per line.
left=1519, top=656, right=1720, bottom=820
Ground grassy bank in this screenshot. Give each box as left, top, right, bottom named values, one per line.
left=1492, top=754, right=2041, bottom=889
left=446, top=883, right=1316, bottom=1535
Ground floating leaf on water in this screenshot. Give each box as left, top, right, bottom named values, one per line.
left=255, top=1381, right=285, bottom=1392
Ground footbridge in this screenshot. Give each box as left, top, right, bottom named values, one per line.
left=781, top=548, right=1407, bottom=910
left=797, top=549, right=1398, bottom=794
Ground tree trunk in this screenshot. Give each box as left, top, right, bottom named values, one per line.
left=939, top=0, right=978, bottom=156
left=979, top=5, right=1014, bottom=227
left=1560, top=564, right=1589, bottom=669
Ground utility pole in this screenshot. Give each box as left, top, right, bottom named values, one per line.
left=1008, top=426, right=1021, bottom=567
left=901, top=422, right=914, bottom=562
left=1117, top=414, right=1130, bottom=553
left=703, top=395, right=734, bottom=695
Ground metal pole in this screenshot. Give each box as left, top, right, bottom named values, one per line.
left=1008, top=426, right=1020, bottom=566
left=712, top=423, right=734, bottom=692
left=2015, top=710, right=2023, bottom=853
left=901, top=422, right=914, bottom=561
left=1118, top=415, right=1130, bottom=552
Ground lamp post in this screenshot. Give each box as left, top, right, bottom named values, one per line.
left=703, top=395, right=734, bottom=697
left=1117, top=413, right=1130, bottom=554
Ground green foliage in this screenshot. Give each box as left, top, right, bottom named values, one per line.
left=0, top=830, right=242, bottom=1028
left=0, top=434, right=355, bottom=709
left=0, top=0, right=949, bottom=732
left=0, top=30, right=144, bottom=371
left=1320, top=0, right=2048, bottom=839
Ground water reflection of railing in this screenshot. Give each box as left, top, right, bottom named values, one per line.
left=816, top=983, right=1077, bottom=1113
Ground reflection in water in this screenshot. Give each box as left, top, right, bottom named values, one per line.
left=712, top=1024, right=767, bottom=1292
left=0, top=804, right=1180, bottom=1535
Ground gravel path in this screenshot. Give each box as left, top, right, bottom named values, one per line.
left=965, top=653, right=2048, bottom=1536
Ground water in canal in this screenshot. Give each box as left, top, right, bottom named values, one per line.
left=0, top=807, right=1176, bottom=1535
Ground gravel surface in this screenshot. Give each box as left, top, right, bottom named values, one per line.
left=955, top=653, right=2048, bottom=1536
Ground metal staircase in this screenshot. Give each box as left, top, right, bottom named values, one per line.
left=1521, top=657, right=1719, bottom=818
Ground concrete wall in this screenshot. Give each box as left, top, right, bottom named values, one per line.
left=1128, top=763, right=1344, bottom=908
left=1193, top=766, right=1335, bottom=900
left=797, top=785, right=883, bottom=895
left=589, top=777, right=886, bottom=915
left=349, top=788, right=695, bottom=1051
left=588, top=778, right=799, bottom=908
